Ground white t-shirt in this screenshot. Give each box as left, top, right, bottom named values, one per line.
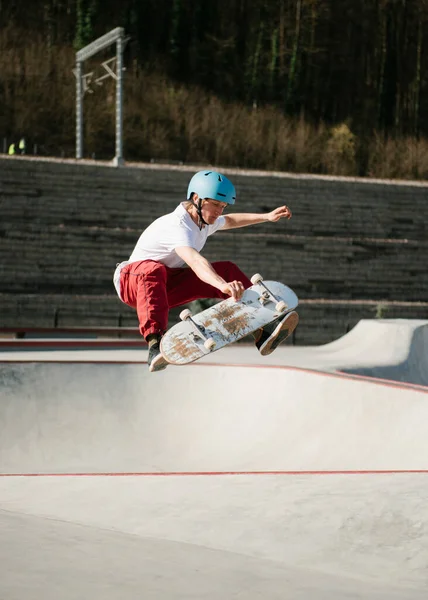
left=113, top=203, right=225, bottom=299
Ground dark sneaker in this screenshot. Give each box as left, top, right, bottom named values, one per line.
left=147, top=342, right=168, bottom=372
left=255, top=311, right=299, bottom=356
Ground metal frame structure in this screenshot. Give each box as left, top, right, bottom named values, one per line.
left=75, top=27, right=127, bottom=165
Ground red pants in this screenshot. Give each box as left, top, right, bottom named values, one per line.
left=119, top=260, right=252, bottom=339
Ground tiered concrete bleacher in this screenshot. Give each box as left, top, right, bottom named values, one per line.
left=1, top=156, right=427, bottom=344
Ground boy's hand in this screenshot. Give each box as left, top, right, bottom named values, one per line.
left=267, top=205, right=292, bottom=222
left=220, top=280, right=245, bottom=301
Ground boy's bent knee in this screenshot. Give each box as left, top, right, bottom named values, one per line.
left=212, top=261, right=251, bottom=288
left=212, top=260, right=238, bottom=273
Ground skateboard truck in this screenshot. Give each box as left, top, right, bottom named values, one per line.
left=179, top=309, right=216, bottom=351
left=250, top=273, right=288, bottom=313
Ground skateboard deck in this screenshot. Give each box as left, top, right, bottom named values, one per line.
left=160, top=279, right=298, bottom=366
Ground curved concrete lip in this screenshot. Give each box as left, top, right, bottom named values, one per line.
left=1, top=320, right=427, bottom=599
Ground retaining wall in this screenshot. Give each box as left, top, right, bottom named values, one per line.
left=1, top=156, right=427, bottom=344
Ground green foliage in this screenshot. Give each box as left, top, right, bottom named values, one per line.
left=74, top=0, right=98, bottom=50
left=169, top=0, right=181, bottom=59
left=324, top=123, right=357, bottom=176
left=375, top=303, right=388, bottom=320
left=2, top=0, right=428, bottom=177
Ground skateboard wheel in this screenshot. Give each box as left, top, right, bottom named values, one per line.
left=251, top=273, right=263, bottom=285
left=275, top=300, right=288, bottom=313
left=204, top=338, right=216, bottom=351
left=180, top=309, right=192, bottom=321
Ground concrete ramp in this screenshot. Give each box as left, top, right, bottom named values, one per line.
left=1, top=320, right=428, bottom=599
left=183, top=319, right=428, bottom=388
left=0, top=361, right=427, bottom=474
left=334, top=319, right=428, bottom=386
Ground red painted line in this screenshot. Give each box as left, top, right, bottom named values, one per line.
left=0, top=360, right=148, bottom=365
left=335, top=370, right=428, bottom=392
left=192, top=362, right=428, bottom=392
left=1, top=470, right=428, bottom=477
left=0, top=327, right=140, bottom=336
left=1, top=358, right=427, bottom=392
left=0, top=340, right=146, bottom=349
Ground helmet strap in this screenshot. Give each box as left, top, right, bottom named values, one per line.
left=190, top=197, right=209, bottom=230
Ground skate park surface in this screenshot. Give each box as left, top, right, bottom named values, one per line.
left=1, top=319, right=427, bottom=599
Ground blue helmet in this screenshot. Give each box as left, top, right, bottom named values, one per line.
left=187, top=170, right=236, bottom=205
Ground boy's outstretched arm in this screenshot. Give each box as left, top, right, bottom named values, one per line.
left=222, top=205, right=292, bottom=230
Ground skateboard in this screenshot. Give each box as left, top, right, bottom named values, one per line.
left=160, top=274, right=298, bottom=366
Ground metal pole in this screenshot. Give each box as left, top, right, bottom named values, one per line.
left=75, top=28, right=126, bottom=163
left=114, top=35, right=124, bottom=166
left=76, top=60, right=83, bottom=159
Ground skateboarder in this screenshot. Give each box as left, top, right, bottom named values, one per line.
left=113, top=170, right=298, bottom=371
